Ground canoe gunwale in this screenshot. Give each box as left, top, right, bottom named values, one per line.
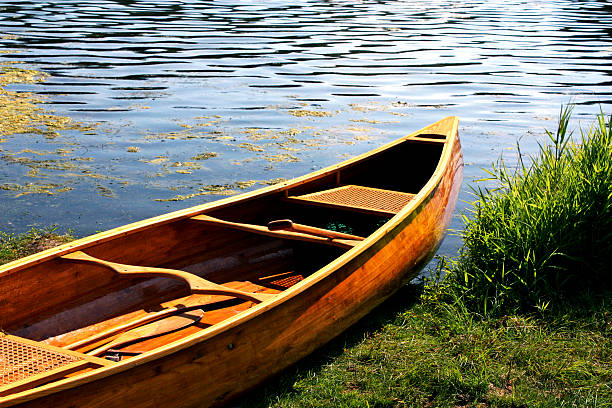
left=0, top=116, right=461, bottom=406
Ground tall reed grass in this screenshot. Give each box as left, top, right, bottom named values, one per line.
left=433, top=106, right=612, bottom=315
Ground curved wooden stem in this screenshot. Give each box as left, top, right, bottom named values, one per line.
left=267, top=219, right=365, bottom=241
left=61, top=251, right=273, bottom=304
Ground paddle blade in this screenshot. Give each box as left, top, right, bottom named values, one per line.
left=88, top=309, right=204, bottom=356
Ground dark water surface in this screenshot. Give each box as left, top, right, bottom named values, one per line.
left=1, top=0, right=611, bottom=258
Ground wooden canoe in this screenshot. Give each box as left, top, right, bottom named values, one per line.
left=0, top=116, right=462, bottom=408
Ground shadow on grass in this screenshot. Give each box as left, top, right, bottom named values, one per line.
left=229, top=282, right=424, bottom=407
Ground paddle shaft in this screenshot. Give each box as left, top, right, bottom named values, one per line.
left=267, top=219, right=364, bottom=241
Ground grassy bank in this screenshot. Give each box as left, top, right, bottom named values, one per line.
left=0, top=227, right=73, bottom=265
left=238, top=286, right=610, bottom=407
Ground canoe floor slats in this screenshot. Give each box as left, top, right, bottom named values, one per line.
left=49, top=281, right=278, bottom=353
left=256, top=271, right=305, bottom=289
left=286, top=185, right=416, bottom=216
left=0, top=334, right=108, bottom=396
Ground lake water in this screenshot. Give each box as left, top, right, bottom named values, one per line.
left=1, top=0, right=611, bottom=259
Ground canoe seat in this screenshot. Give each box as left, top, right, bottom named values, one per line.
left=0, top=334, right=109, bottom=396
left=286, top=185, right=416, bottom=217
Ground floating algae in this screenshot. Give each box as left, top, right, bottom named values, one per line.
left=348, top=101, right=409, bottom=117
left=12, top=148, right=74, bottom=156
left=191, top=152, right=217, bottom=160
left=155, top=179, right=281, bottom=202
left=95, top=185, right=115, bottom=198
left=0, top=61, right=114, bottom=196
left=236, top=142, right=265, bottom=152
left=354, top=135, right=372, bottom=141
left=155, top=183, right=238, bottom=202
left=60, top=172, right=118, bottom=181
left=349, top=102, right=385, bottom=113
left=144, top=129, right=208, bottom=141
left=140, top=156, right=169, bottom=165
left=0, top=65, right=96, bottom=139
left=171, top=161, right=201, bottom=169
left=259, top=178, right=287, bottom=186
left=264, top=153, right=299, bottom=163
left=144, top=128, right=232, bottom=142
left=126, top=146, right=140, bottom=153
left=243, top=127, right=305, bottom=141
left=350, top=119, right=399, bottom=124
left=288, top=109, right=334, bottom=118
left=2, top=154, right=82, bottom=171
left=235, top=180, right=257, bottom=189
left=0, top=182, right=72, bottom=198
left=169, top=161, right=202, bottom=174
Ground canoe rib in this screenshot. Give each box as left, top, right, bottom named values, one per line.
left=60, top=252, right=273, bottom=304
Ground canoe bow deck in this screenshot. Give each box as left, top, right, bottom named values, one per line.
left=0, top=117, right=462, bottom=408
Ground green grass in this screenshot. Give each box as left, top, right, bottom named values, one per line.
left=435, top=106, right=612, bottom=316
left=0, top=226, right=73, bottom=265
left=236, top=284, right=611, bottom=407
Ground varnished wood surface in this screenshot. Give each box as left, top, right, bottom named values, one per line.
left=0, top=117, right=462, bottom=408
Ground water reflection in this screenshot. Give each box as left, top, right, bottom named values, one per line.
left=0, top=0, right=611, bottom=258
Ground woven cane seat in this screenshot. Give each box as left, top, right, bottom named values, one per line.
left=287, top=185, right=415, bottom=216
left=0, top=334, right=108, bottom=396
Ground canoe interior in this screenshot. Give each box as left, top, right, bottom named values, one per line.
left=0, top=136, right=446, bottom=395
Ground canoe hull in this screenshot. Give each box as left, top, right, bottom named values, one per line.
left=2, top=120, right=462, bottom=408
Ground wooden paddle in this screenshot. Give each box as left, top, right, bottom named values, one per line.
left=64, top=301, right=218, bottom=352
left=267, top=219, right=365, bottom=241
left=86, top=309, right=204, bottom=357
left=191, top=214, right=358, bottom=249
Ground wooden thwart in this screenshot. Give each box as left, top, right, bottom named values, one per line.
left=286, top=185, right=416, bottom=216
left=410, top=133, right=448, bottom=143
left=61, top=251, right=273, bottom=304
